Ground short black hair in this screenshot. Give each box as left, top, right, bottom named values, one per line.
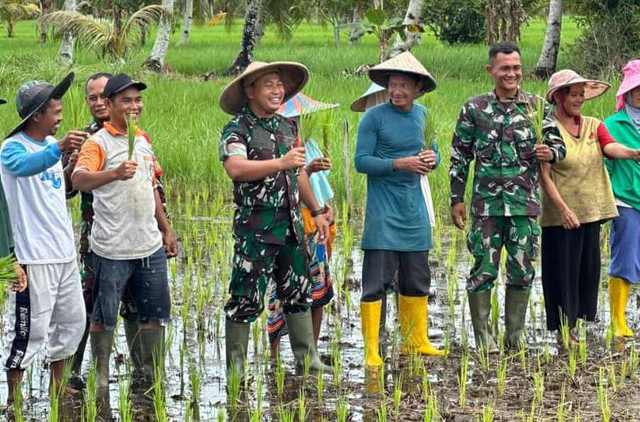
left=386, top=72, right=420, bottom=85
left=85, top=72, right=113, bottom=94
left=489, top=42, right=520, bottom=62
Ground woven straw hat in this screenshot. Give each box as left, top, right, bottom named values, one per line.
left=368, top=52, right=436, bottom=98
left=350, top=83, right=388, bottom=112
left=219, top=61, right=309, bottom=115
left=546, top=69, right=610, bottom=104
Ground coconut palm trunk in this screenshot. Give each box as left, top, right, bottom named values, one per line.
left=225, top=0, right=263, bottom=76
left=533, top=0, right=562, bottom=78
left=56, top=0, right=76, bottom=64
left=144, top=0, right=174, bottom=72
left=178, top=0, right=192, bottom=45
left=39, top=0, right=50, bottom=43
left=389, top=0, right=425, bottom=58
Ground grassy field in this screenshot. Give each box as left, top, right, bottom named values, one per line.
left=0, top=16, right=619, bottom=219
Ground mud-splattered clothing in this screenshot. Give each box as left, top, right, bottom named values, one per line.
left=450, top=90, right=564, bottom=291
left=449, top=89, right=565, bottom=216
left=220, top=107, right=309, bottom=322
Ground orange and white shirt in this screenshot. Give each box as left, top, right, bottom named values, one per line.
left=74, top=122, right=162, bottom=260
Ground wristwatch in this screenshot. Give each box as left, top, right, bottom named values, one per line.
left=310, top=208, right=324, bottom=217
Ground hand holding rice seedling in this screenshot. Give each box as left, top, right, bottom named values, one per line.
left=0, top=254, right=22, bottom=291
left=127, top=112, right=137, bottom=160
left=517, top=95, right=547, bottom=145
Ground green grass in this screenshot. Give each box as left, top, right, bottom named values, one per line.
left=0, top=16, right=616, bottom=218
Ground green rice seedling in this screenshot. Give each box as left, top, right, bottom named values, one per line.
left=0, top=254, right=18, bottom=287
left=275, top=354, right=285, bottom=400
left=336, top=395, right=349, bottom=422
left=118, top=376, right=133, bottom=422
left=605, top=323, right=614, bottom=349
left=532, top=371, right=544, bottom=404
left=516, top=95, right=546, bottom=144
left=476, top=343, right=490, bottom=373
left=490, top=287, right=499, bottom=331
left=331, top=339, right=342, bottom=389
left=393, top=374, right=403, bottom=421
left=556, top=383, right=566, bottom=422
left=424, top=388, right=440, bottom=422
left=447, top=276, right=456, bottom=323
left=481, top=396, right=495, bottom=422
left=303, top=352, right=311, bottom=380
left=567, top=345, right=577, bottom=380
left=619, top=359, right=628, bottom=386
left=49, top=360, right=72, bottom=422
left=497, top=354, right=508, bottom=397
left=607, top=364, right=617, bottom=393
left=378, top=363, right=386, bottom=399
left=252, top=322, right=260, bottom=357
left=519, top=342, right=528, bottom=377
left=184, top=397, right=193, bottom=422
left=126, top=113, right=136, bottom=160
left=529, top=299, right=537, bottom=332
left=298, top=387, right=307, bottom=421
left=444, top=328, right=452, bottom=357
left=189, top=358, right=200, bottom=404
left=598, top=368, right=610, bottom=422
left=559, top=316, right=570, bottom=351
left=377, top=399, right=388, bottom=422
left=629, top=345, right=639, bottom=379
left=84, top=363, right=98, bottom=422
left=458, top=349, right=469, bottom=408
left=577, top=323, right=587, bottom=367
left=544, top=341, right=551, bottom=365
left=317, top=370, right=325, bottom=407
left=228, top=365, right=242, bottom=413
left=278, top=404, right=296, bottom=422
left=153, top=353, right=168, bottom=422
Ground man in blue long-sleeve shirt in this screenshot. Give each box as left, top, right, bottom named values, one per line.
left=0, top=74, right=87, bottom=405
left=355, top=52, right=445, bottom=368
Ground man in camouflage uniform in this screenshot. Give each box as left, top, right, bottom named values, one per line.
left=62, top=73, right=167, bottom=387
left=449, top=43, right=565, bottom=352
left=218, top=61, right=331, bottom=382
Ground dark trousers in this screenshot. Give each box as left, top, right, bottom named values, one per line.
left=541, top=222, right=602, bottom=331
left=361, top=250, right=430, bottom=302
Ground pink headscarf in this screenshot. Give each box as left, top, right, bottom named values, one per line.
left=616, top=60, right=640, bottom=111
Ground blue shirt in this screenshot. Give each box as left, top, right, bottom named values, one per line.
left=355, top=102, right=439, bottom=251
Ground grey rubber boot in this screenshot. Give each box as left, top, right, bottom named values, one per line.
left=468, top=289, right=499, bottom=354
left=225, top=320, right=250, bottom=383
left=504, top=286, right=531, bottom=349
left=139, top=326, right=166, bottom=387
left=284, top=310, right=332, bottom=374
left=123, top=316, right=143, bottom=377
left=90, top=330, right=114, bottom=391
left=68, top=321, right=90, bottom=389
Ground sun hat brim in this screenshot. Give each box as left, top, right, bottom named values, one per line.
left=350, top=83, right=387, bottom=112
left=368, top=69, right=436, bottom=99
left=546, top=77, right=610, bottom=104
left=219, top=62, right=309, bottom=115
left=5, top=72, right=74, bottom=139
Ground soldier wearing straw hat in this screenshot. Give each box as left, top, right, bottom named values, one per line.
left=449, top=42, right=565, bottom=353
left=355, top=52, right=444, bottom=369
left=219, top=61, right=332, bottom=383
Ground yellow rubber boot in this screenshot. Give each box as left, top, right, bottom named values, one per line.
left=398, top=295, right=444, bottom=357
left=360, top=301, right=384, bottom=368
left=609, top=277, right=634, bottom=338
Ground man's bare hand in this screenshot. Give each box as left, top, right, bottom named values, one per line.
left=393, top=156, right=430, bottom=174
left=313, top=214, right=329, bottom=245
left=114, top=160, right=137, bottom=180
left=11, top=264, right=27, bottom=293
left=451, top=202, right=467, bottom=230
left=163, top=230, right=179, bottom=258
left=324, top=204, right=335, bottom=226
left=305, top=157, right=331, bottom=174
left=58, top=131, right=88, bottom=152
left=419, top=149, right=437, bottom=171
left=280, top=147, right=306, bottom=170
left=535, top=144, right=554, bottom=162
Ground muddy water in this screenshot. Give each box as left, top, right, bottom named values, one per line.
left=2, top=215, right=640, bottom=421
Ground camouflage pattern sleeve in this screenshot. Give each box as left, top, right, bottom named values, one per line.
left=219, top=118, right=248, bottom=162
left=449, top=102, right=475, bottom=206
left=541, top=100, right=565, bottom=164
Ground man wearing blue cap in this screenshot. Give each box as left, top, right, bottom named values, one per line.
left=0, top=73, right=87, bottom=404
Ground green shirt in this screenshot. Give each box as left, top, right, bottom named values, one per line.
left=604, top=109, right=640, bottom=211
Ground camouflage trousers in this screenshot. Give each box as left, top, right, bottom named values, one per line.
left=224, top=237, right=310, bottom=323
left=466, top=216, right=540, bottom=292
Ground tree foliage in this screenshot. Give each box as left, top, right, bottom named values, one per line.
left=0, top=0, right=40, bottom=38
left=423, top=0, right=485, bottom=45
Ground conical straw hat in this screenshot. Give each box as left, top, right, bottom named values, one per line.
left=350, top=83, right=388, bottom=112
left=368, top=52, right=436, bottom=98
left=546, top=69, right=610, bottom=104
left=277, top=92, right=339, bottom=117
left=219, top=61, right=309, bottom=115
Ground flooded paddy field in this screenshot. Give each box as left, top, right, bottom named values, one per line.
left=1, top=193, right=640, bottom=422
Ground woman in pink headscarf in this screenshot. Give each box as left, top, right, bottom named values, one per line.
left=603, top=60, right=640, bottom=339
left=540, top=69, right=640, bottom=347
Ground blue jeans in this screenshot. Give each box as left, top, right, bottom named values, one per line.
left=91, top=247, right=170, bottom=330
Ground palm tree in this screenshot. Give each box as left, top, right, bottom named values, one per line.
left=56, top=0, right=76, bottom=65
left=389, top=0, right=425, bottom=57
left=178, top=0, right=192, bottom=45
left=144, top=0, right=174, bottom=72
left=42, top=5, right=170, bottom=62
left=226, top=0, right=262, bottom=75
left=533, top=0, right=562, bottom=78
left=0, top=0, right=39, bottom=38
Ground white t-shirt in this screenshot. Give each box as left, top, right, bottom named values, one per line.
left=0, top=133, right=76, bottom=264
left=74, top=123, right=162, bottom=260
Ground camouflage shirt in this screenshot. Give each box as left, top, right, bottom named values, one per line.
left=219, top=106, right=303, bottom=245
left=449, top=89, right=565, bottom=217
